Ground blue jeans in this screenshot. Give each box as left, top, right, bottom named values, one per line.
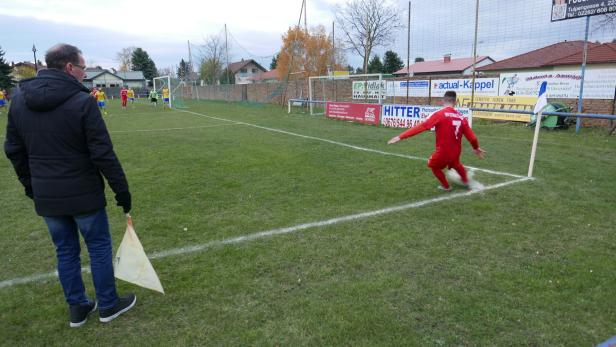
left=44, top=209, right=119, bottom=309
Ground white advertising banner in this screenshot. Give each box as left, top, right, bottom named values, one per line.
left=352, top=80, right=386, bottom=100
left=386, top=80, right=430, bottom=97
left=381, top=104, right=472, bottom=129
left=499, top=69, right=616, bottom=99
left=431, top=78, right=499, bottom=97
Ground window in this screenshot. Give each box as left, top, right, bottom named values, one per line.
left=252, top=68, right=257, bottom=73
left=240, top=68, right=247, bottom=73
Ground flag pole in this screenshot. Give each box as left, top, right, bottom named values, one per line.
left=528, top=110, right=542, bottom=177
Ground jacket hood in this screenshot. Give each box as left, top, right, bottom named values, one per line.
left=19, top=69, right=90, bottom=112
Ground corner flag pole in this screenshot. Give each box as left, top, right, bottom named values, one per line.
left=528, top=81, right=548, bottom=178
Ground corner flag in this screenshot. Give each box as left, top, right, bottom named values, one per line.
left=528, top=81, right=548, bottom=178
left=534, top=81, right=548, bottom=114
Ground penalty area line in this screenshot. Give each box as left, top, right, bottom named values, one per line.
left=0, top=176, right=531, bottom=290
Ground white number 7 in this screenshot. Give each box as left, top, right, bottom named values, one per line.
left=452, top=120, right=462, bottom=139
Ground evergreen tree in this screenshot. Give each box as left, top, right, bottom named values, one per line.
left=131, top=48, right=157, bottom=82
left=367, top=54, right=383, bottom=73
left=383, top=50, right=404, bottom=74
left=0, top=46, right=15, bottom=90
left=270, top=54, right=278, bottom=70
left=177, top=59, right=191, bottom=80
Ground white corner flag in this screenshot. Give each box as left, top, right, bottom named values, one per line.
left=114, top=215, right=165, bottom=294
left=528, top=81, right=548, bottom=178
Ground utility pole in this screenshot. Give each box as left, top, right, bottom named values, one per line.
left=332, top=21, right=335, bottom=69
left=304, top=0, right=307, bottom=31
left=32, top=45, right=38, bottom=72
left=224, top=24, right=230, bottom=85
left=470, top=0, right=480, bottom=108
left=332, top=21, right=336, bottom=101
left=187, top=40, right=193, bottom=80
left=576, top=15, right=590, bottom=134
left=406, top=1, right=411, bottom=104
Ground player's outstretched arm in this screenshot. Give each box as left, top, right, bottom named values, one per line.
left=387, top=113, right=442, bottom=145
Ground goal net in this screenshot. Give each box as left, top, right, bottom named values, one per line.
left=152, top=76, right=193, bottom=109
left=298, top=73, right=394, bottom=116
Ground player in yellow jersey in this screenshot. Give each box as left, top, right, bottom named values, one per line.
left=0, top=89, right=6, bottom=114
left=95, top=88, right=108, bottom=115
left=127, top=88, right=135, bottom=108
left=162, top=87, right=170, bottom=109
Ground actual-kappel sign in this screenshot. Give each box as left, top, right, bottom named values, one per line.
left=326, top=102, right=381, bottom=125
left=457, top=95, right=537, bottom=122
left=381, top=104, right=472, bottom=129
left=431, top=78, right=499, bottom=97
left=551, top=0, right=616, bottom=22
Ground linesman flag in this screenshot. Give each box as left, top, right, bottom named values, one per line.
left=114, top=215, right=165, bottom=294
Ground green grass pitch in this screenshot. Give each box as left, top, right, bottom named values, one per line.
left=1, top=98, right=615, bottom=345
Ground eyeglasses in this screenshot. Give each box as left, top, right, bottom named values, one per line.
left=72, top=63, right=86, bottom=70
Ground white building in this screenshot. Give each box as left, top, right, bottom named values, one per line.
left=83, top=69, right=146, bottom=89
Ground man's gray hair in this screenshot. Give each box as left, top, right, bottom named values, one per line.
left=45, top=44, right=82, bottom=70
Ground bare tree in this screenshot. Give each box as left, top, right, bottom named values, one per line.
left=197, top=34, right=229, bottom=84
left=593, top=13, right=616, bottom=35
left=116, top=46, right=136, bottom=72
left=157, top=67, right=174, bottom=77
left=335, top=0, right=402, bottom=73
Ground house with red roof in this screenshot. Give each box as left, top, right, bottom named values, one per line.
left=248, top=69, right=279, bottom=83
left=477, top=41, right=616, bottom=73
left=393, top=54, right=495, bottom=77
left=228, top=59, right=267, bottom=84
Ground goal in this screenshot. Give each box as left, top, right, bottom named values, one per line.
left=153, top=76, right=173, bottom=109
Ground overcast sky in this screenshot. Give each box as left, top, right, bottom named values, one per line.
left=1, top=0, right=614, bottom=72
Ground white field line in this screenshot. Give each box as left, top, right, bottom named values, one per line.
left=105, top=110, right=185, bottom=117
left=180, top=110, right=525, bottom=179
left=0, top=176, right=532, bottom=289
left=110, top=122, right=242, bottom=134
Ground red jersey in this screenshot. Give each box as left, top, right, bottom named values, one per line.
left=120, top=89, right=128, bottom=99
left=398, top=106, right=478, bottom=161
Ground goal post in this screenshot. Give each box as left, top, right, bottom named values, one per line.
left=307, top=73, right=389, bottom=116
left=153, top=76, right=172, bottom=109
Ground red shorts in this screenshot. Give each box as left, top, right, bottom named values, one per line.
left=428, top=152, right=461, bottom=170
left=121, top=98, right=127, bottom=106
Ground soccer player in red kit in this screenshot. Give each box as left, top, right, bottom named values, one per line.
left=120, top=86, right=128, bottom=109
left=387, top=91, right=486, bottom=191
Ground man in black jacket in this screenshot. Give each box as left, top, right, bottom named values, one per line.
left=4, top=44, right=136, bottom=327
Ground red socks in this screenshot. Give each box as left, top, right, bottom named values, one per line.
left=431, top=168, right=450, bottom=189
left=451, top=162, right=469, bottom=184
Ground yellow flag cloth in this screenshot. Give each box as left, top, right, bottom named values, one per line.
left=114, top=215, right=164, bottom=294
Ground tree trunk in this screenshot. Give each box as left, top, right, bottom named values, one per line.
left=363, top=47, right=371, bottom=73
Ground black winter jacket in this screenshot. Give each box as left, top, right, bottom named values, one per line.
left=4, top=69, right=129, bottom=216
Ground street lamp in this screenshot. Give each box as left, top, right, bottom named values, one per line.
left=32, top=45, right=38, bottom=72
